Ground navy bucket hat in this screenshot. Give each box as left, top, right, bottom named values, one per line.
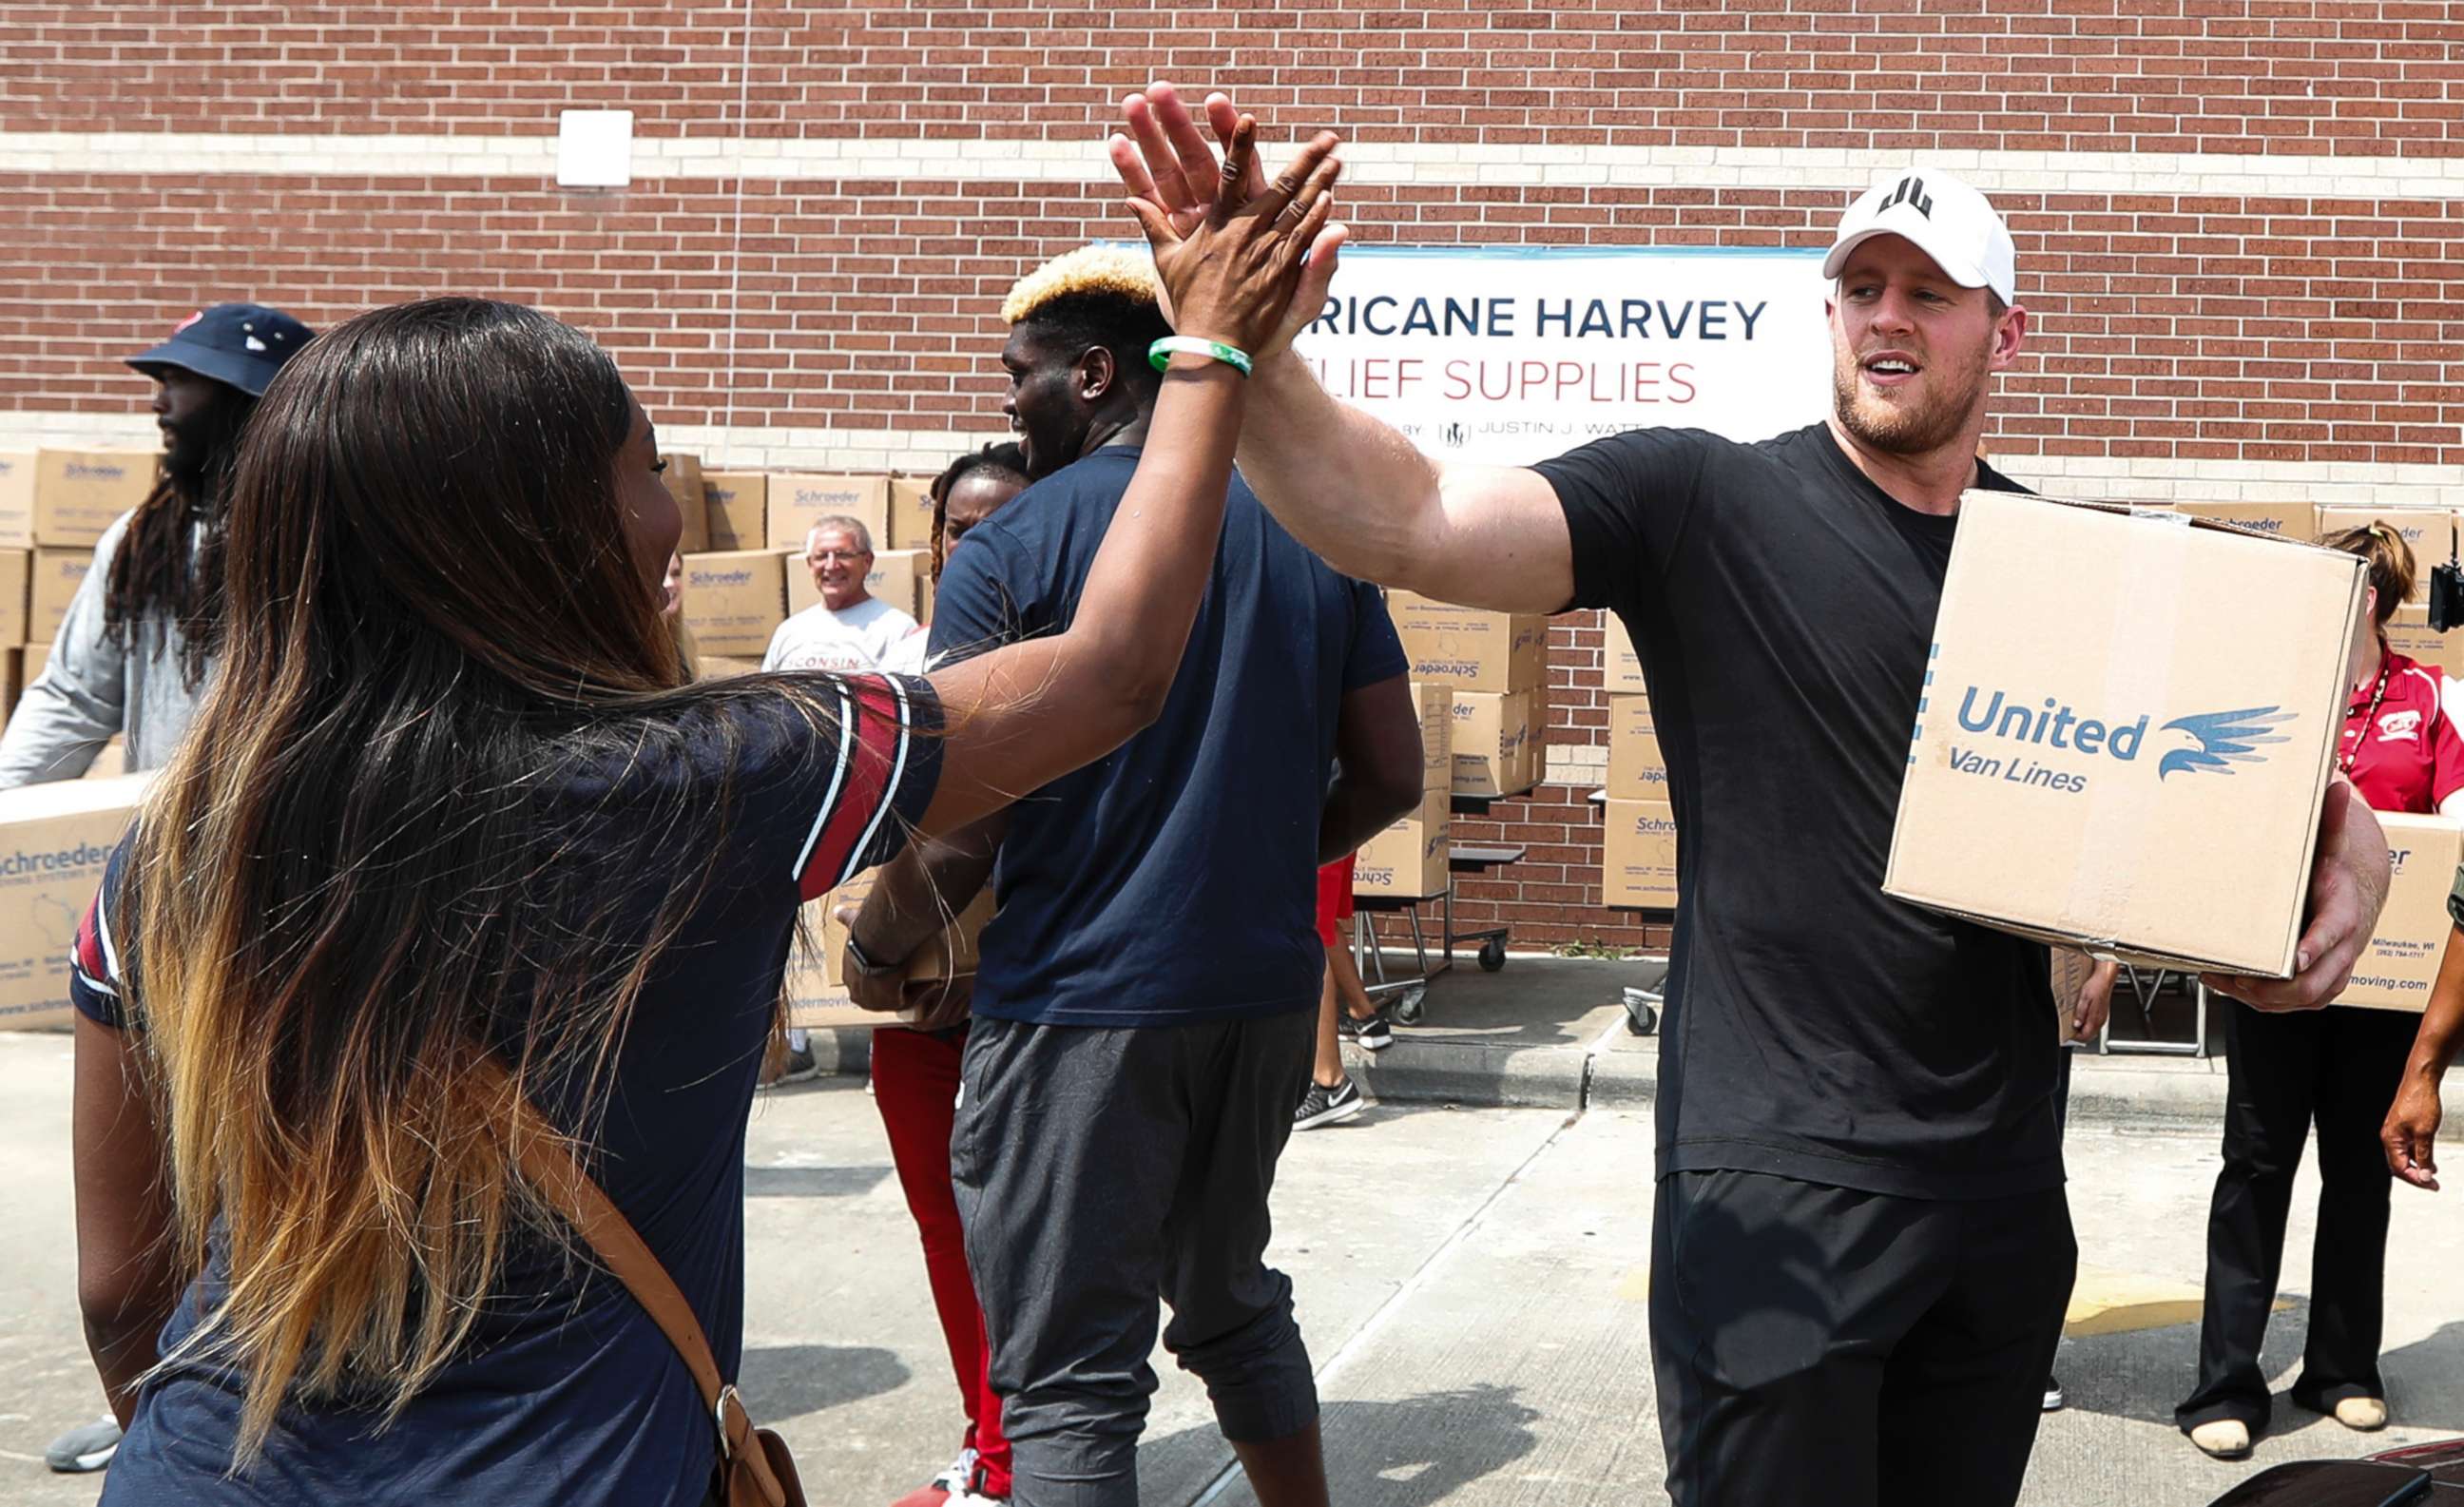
left=125, top=302, right=315, bottom=397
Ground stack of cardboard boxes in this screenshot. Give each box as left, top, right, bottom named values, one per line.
left=0, top=449, right=155, bottom=728
left=1384, top=590, right=1550, bottom=799
left=1353, top=683, right=1453, bottom=898
left=674, top=464, right=948, bottom=667
left=1598, top=613, right=1678, bottom=908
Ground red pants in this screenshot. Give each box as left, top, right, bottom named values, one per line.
left=872, top=1025, right=1012, bottom=1497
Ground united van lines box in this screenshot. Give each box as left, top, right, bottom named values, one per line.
left=0, top=452, right=33, bottom=549
left=0, top=548, right=28, bottom=647
left=2339, top=813, right=2464, bottom=1012
left=786, top=547, right=926, bottom=621
left=30, top=548, right=91, bottom=643
left=660, top=453, right=707, bottom=554
left=767, top=473, right=891, bottom=552
left=1607, top=694, right=1667, bottom=801
left=889, top=476, right=936, bottom=551
left=1885, top=493, right=2364, bottom=976
left=2317, top=507, right=2441, bottom=601
left=1601, top=799, right=1679, bottom=908
left=33, top=451, right=152, bottom=548
left=2175, top=500, right=2319, bottom=544
left=784, top=867, right=995, bottom=1029
left=1354, top=788, right=1450, bottom=898
left=1385, top=589, right=1548, bottom=693
left=1603, top=610, right=1646, bottom=694
left=1405, top=682, right=1453, bottom=790
left=1450, top=689, right=1541, bottom=798
left=2386, top=604, right=2463, bottom=680
left=680, top=550, right=785, bottom=657
left=0, top=774, right=149, bottom=1029
left=702, top=473, right=769, bottom=552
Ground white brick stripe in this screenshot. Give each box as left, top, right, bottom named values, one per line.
left=6, top=408, right=2456, bottom=506
left=5, top=131, right=2464, bottom=202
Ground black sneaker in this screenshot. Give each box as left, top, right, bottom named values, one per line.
left=1295, top=1077, right=1364, bottom=1130
left=2042, top=1377, right=2065, bottom=1413
left=1341, top=1011, right=1395, bottom=1052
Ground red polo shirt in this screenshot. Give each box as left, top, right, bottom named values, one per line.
left=2339, top=645, right=2464, bottom=815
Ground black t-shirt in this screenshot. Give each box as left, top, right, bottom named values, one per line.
left=1536, top=422, right=2062, bottom=1200
left=70, top=675, right=942, bottom=1505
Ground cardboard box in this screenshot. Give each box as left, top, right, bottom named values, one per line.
left=1405, top=682, right=1453, bottom=790
left=1603, top=610, right=1647, bottom=695
left=1, top=647, right=20, bottom=724
left=784, top=867, right=996, bottom=1029
left=1884, top=493, right=2364, bottom=976
left=2174, top=500, right=2319, bottom=544
left=33, top=450, right=153, bottom=549
left=889, top=476, right=937, bottom=551
left=785, top=547, right=926, bottom=622
left=2386, top=603, right=2464, bottom=680
left=660, top=452, right=707, bottom=555
left=679, top=550, right=786, bottom=658
left=2317, top=507, right=2444, bottom=601
left=0, top=549, right=27, bottom=647
left=0, top=773, right=149, bottom=1029
left=702, top=473, right=769, bottom=553
left=2338, top=813, right=2464, bottom=1012
left=30, top=547, right=91, bottom=644
left=767, top=473, right=891, bottom=552
left=0, top=452, right=32, bottom=549
left=695, top=653, right=763, bottom=680
left=1450, top=688, right=1543, bottom=798
left=1353, top=788, right=1451, bottom=898
left=1607, top=694, right=1668, bottom=801
left=23, top=640, right=47, bottom=686
left=1385, top=589, right=1549, bottom=693
left=1601, top=798, right=1680, bottom=908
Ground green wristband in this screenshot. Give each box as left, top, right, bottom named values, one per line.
left=1147, top=336, right=1253, bottom=377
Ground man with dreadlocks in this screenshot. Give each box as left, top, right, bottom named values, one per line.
left=1, top=302, right=313, bottom=792
left=844, top=245, right=1423, bottom=1505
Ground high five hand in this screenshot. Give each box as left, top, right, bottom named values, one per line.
left=1111, top=83, right=1346, bottom=359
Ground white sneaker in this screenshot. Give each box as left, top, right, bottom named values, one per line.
left=930, top=1448, right=978, bottom=1493
left=2334, top=1397, right=2389, bottom=1431
left=2190, top=1420, right=2252, bottom=1459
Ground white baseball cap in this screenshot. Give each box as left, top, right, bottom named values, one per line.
left=1822, top=168, right=2016, bottom=305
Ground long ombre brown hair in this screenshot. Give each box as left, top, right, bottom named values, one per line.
left=121, top=299, right=833, bottom=1459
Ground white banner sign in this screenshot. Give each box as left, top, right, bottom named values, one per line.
left=1287, top=245, right=1834, bottom=467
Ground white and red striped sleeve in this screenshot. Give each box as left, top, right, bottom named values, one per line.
left=789, top=673, right=943, bottom=900
left=68, top=839, right=132, bottom=1028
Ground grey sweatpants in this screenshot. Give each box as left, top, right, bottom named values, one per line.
left=951, top=1010, right=1319, bottom=1506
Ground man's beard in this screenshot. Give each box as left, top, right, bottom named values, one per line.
left=1831, top=345, right=1989, bottom=457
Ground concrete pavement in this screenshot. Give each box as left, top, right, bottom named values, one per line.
left=6, top=1001, right=2464, bottom=1505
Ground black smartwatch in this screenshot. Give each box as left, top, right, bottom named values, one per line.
left=841, top=931, right=906, bottom=978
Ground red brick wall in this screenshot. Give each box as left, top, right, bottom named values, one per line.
left=5, top=3, right=2457, bottom=950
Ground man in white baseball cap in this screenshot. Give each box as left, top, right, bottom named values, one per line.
left=1108, top=87, right=2394, bottom=1507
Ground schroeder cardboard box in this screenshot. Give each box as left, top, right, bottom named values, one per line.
left=1601, top=798, right=1679, bottom=908
left=33, top=450, right=153, bottom=549
left=1603, top=610, right=1647, bottom=695
left=0, top=774, right=149, bottom=1029
left=1385, top=589, right=1548, bottom=693
left=680, top=550, right=785, bottom=658
left=0, top=452, right=33, bottom=549
left=2336, top=813, right=2463, bottom=1013
left=785, top=547, right=926, bottom=621
left=784, top=867, right=995, bottom=1029
left=1450, top=688, right=1542, bottom=798
left=2385, top=603, right=2463, bottom=679
left=889, top=476, right=936, bottom=551
left=767, top=473, right=891, bottom=552
left=2317, top=507, right=2442, bottom=600
left=30, top=547, right=91, bottom=643
left=702, top=473, right=770, bottom=553
left=2174, top=500, right=2319, bottom=544
left=23, top=640, right=48, bottom=686
left=660, top=453, right=707, bottom=554
left=1354, top=788, right=1450, bottom=898
left=1405, top=682, right=1453, bottom=790
left=1884, top=493, right=2363, bottom=976
left=1607, top=694, right=1667, bottom=801
left=0, top=548, right=28, bottom=647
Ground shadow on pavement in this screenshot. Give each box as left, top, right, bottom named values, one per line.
left=1145, top=1383, right=1544, bottom=1506
left=738, top=1343, right=910, bottom=1421
left=742, top=1163, right=891, bottom=1198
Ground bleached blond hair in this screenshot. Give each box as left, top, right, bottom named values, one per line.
left=1001, top=245, right=1160, bottom=325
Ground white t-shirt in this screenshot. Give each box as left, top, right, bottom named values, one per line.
left=760, top=595, right=920, bottom=673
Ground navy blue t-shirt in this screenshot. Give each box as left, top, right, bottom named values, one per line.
left=70, top=675, right=942, bottom=1506
left=929, top=446, right=1407, bottom=1025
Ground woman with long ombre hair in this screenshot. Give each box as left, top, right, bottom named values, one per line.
left=69, top=124, right=1342, bottom=1505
